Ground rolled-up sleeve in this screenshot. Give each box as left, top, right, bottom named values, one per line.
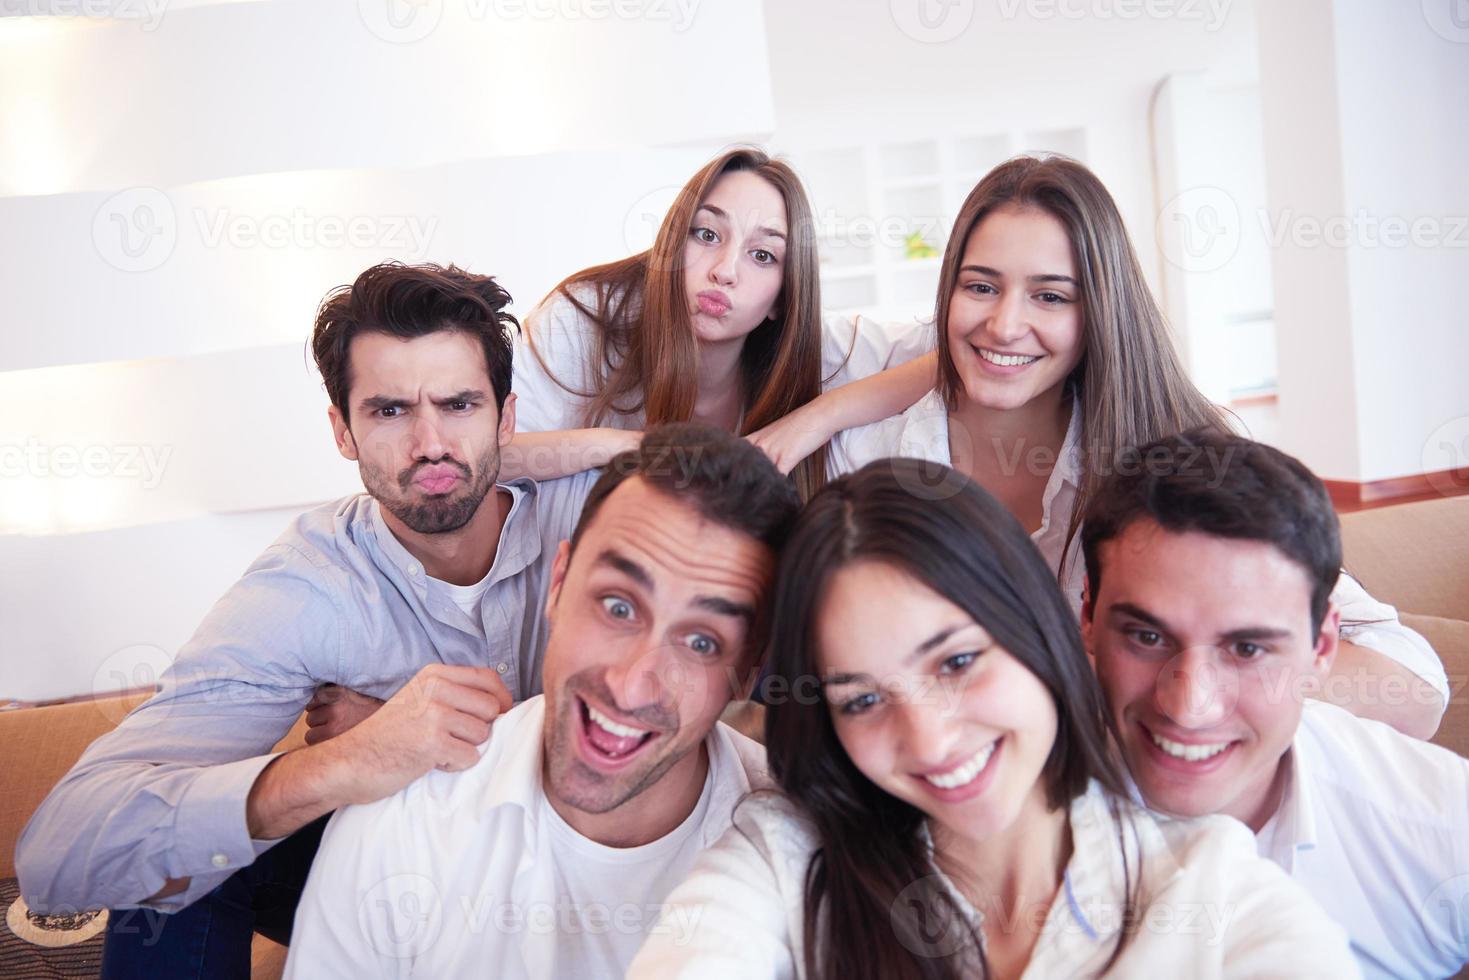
left=15, top=544, right=344, bottom=913
left=1333, top=570, right=1449, bottom=709
left=820, top=312, right=935, bottom=391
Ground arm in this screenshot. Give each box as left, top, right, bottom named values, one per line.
left=1311, top=571, right=1447, bottom=739
left=627, top=806, right=799, bottom=979
left=499, top=427, right=642, bottom=481
left=747, top=352, right=937, bottom=475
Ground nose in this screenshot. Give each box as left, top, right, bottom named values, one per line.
left=410, top=408, right=448, bottom=462
left=986, top=288, right=1029, bottom=346
left=708, top=242, right=739, bottom=287
left=893, top=693, right=962, bottom=769
left=1152, top=647, right=1235, bottom=730
left=602, top=641, right=684, bottom=718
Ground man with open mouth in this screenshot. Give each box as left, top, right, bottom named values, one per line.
left=284, top=423, right=799, bottom=977
left=1082, top=430, right=1469, bottom=980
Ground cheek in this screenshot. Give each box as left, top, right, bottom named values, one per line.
left=831, top=717, right=890, bottom=785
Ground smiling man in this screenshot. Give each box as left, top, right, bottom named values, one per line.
left=283, top=424, right=798, bottom=978
left=1081, top=430, right=1469, bottom=979
left=18, top=262, right=601, bottom=978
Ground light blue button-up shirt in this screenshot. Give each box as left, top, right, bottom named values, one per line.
left=16, top=472, right=597, bottom=914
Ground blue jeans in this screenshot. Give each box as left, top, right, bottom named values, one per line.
left=99, top=814, right=329, bottom=980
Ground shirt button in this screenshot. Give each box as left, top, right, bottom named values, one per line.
left=211, top=853, right=229, bottom=868
left=408, top=564, right=421, bottom=577
left=496, top=663, right=508, bottom=674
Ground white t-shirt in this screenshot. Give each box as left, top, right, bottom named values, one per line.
left=628, top=780, right=1358, bottom=978
left=283, top=696, right=768, bottom=979
left=1255, top=699, right=1469, bottom=979
left=427, top=572, right=493, bottom=637
left=828, top=389, right=1451, bottom=707
left=511, top=285, right=933, bottom=433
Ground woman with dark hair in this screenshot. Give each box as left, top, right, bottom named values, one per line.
left=506, top=146, right=935, bottom=500
left=628, top=460, right=1354, bottom=979
left=823, top=154, right=1446, bottom=736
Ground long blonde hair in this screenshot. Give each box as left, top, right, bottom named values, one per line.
left=934, top=155, right=1233, bottom=573
left=532, top=147, right=827, bottom=500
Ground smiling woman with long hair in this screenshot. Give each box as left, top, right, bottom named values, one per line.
left=505, top=147, right=935, bottom=501
left=627, top=460, right=1355, bottom=979
left=825, top=154, right=1447, bottom=735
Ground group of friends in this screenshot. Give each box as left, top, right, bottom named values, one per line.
left=16, top=149, right=1468, bottom=979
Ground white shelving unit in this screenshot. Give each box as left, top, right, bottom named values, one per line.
left=795, top=128, right=1088, bottom=324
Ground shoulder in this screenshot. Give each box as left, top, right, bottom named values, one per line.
left=828, top=387, right=946, bottom=478
left=711, top=722, right=774, bottom=791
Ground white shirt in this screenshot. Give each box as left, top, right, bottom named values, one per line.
left=284, top=696, right=768, bottom=979
left=429, top=572, right=493, bottom=636
left=1255, top=700, right=1469, bottom=979
left=628, top=780, right=1359, bottom=978
left=511, top=286, right=933, bottom=433
left=827, top=389, right=1451, bottom=706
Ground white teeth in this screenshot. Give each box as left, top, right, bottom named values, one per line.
left=922, top=741, right=998, bottom=790
left=1149, top=731, right=1230, bottom=762
left=978, top=348, right=1041, bottom=367
left=587, top=704, right=651, bottom=740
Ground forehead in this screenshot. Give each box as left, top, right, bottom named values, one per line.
left=1096, top=521, right=1315, bottom=626
left=574, top=477, right=773, bottom=605
left=963, top=204, right=1074, bottom=274
left=700, top=170, right=787, bottom=232
left=816, top=561, right=983, bottom=674
left=347, top=329, right=491, bottom=398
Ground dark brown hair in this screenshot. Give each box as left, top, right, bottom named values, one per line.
left=525, top=147, right=829, bottom=500
left=311, top=261, right=518, bottom=423
left=765, top=458, right=1138, bottom=979
left=933, top=156, right=1233, bottom=578
left=1082, top=429, right=1343, bottom=633
left=568, top=422, right=802, bottom=656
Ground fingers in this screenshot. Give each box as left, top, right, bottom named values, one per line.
left=305, top=684, right=345, bottom=711
left=423, top=664, right=514, bottom=714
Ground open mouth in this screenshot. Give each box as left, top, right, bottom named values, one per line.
left=578, top=697, right=659, bottom=763
left=1141, top=723, right=1238, bottom=769
left=976, top=347, right=1042, bottom=368
left=921, top=738, right=1000, bottom=790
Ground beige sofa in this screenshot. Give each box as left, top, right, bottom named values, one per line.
left=2, top=495, right=1465, bottom=978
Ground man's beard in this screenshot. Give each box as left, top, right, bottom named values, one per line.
left=360, top=442, right=500, bottom=535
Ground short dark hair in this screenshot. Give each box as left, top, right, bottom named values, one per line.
left=1081, top=429, right=1342, bottom=632
left=310, top=261, right=517, bottom=422
left=568, top=422, right=802, bottom=650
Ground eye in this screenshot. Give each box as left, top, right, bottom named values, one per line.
left=691, top=226, right=718, bottom=244
left=1127, top=628, right=1164, bottom=648
left=1233, top=642, right=1264, bottom=660
left=685, top=633, right=720, bottom=658
left=751, top=248, right=778, bottom=265
left=600, top=596, right=634, bottom=621
left=447, top=400, right=472, bottom=412
left=377, top=406, right=403, bottom=419
left=1035, top=290, right=1071, bottom=305
left=838, top=691, right=881, bottom=716
left=939, top=651, right=979, bottom=675
left=962, top=281, right=997, bottom=296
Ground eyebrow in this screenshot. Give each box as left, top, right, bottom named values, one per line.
left=594, top=549, right=756, bottom=624
left=821, top=623, right=984, bottom=688
left=1108, top=602, right=1294, bottom=643
left=358, top=389, right=487, bottom=412
left=959, top=264, right=1077, bottom=286
left=696, top=204, right=787, bottom=242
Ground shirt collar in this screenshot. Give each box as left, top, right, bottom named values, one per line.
left=366, top=478, right=541, bottom=591
left=1263, top=740, right=1318, bottom=862
left=893, top=390, right=1083, bottom=491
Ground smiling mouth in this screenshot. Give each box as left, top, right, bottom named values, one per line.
left=580, top=698, right=658, bottom=759
left=920, top=738, right=1000, bottom=790
left=1146, top=727, right=1234, bottom=762
left=976, top=347, right=1042, bottom=367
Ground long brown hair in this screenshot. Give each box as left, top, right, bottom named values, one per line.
left=528, top=147, right=828, bottom=499
left=765, top=459, right=1139, bottom=979
left=934, top=155, right=1233, bottom=576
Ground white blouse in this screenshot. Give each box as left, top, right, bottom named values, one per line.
left=627, top=781, right=1360, bottom=979
left=826, top=389, right=1451, bottom=707
left=511, top=285, right=934, bottom=433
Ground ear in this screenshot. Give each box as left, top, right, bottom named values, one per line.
left=1079, top=575, right=1096, bottom=646
left=545, top=539, right=571, bottom=621
left=1310, top=601, right=1341, bottom=683
left=497, top=392, right=517, bottom=449
left=328, top=405, right=359, bottom=462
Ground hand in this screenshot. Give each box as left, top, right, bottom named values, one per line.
left=325, top=664, right=514, bottom=806
left=303, top=684, right=385, bottom=745
left=746, top=406, right=831, bottom=475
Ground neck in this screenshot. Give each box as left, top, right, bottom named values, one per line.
left=933, top=786, right=1071, bottom=933
left=949, top=384, right=1071, bottom=479
left=545, top=742, right=710, bottom=848
left=693, top=336, right=746, bottom=431
left=379, top=488, right=512, bottom=586
left=1235, top=749, right=1293, bottom=834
